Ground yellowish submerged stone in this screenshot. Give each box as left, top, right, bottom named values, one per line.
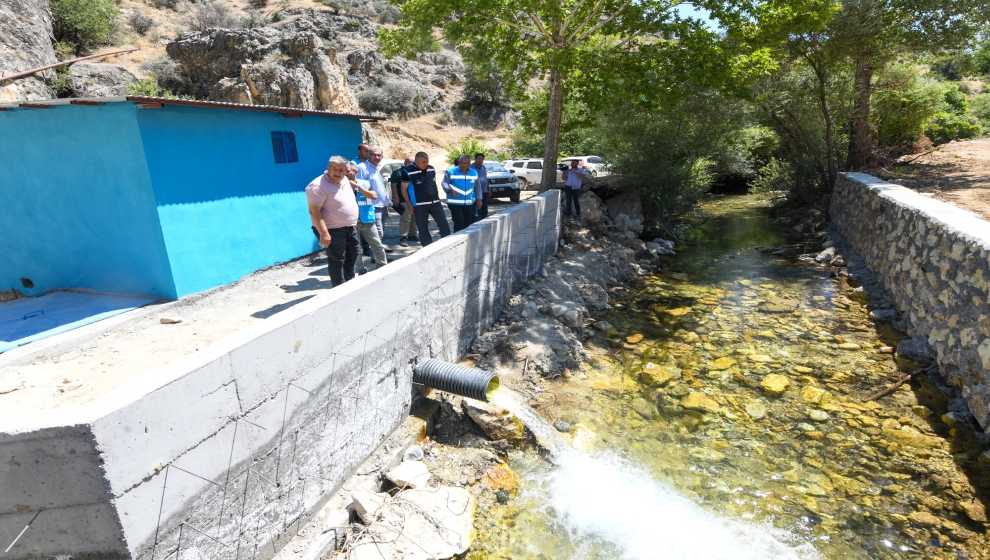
left=761, top=374, right=792, bottom=396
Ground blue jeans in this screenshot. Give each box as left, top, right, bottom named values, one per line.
left=564, top=188, right=581, bottom=217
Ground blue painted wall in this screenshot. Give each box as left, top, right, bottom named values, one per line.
left=0, top=103, right=177, bottom=298
left=136, top=105, right=360, bottom=296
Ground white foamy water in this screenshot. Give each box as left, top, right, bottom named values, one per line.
left=547, top=451, right=821, bottom=560
left=490, top=389, right=820, bottom=560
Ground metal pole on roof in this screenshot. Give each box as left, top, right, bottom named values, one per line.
left=0, top=47, right=140, bottom=84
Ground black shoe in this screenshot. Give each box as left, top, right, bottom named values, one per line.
left=408, top=235, right=419, bottom=242
left=358, top=267, right=368, bottom=275
left=399, top=237, right=408, bottom=247
left=577, top=214, right=584, bottom=220
left=362, top=251, right=372, bottom=258
left=384, top=248, right=394, bottom=253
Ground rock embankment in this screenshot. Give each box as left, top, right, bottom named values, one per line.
left=0, top=0, right=56, bottom=102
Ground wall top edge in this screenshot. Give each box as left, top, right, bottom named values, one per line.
left=837, top=172, right=990, bottom=248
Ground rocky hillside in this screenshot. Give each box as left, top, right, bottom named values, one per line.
left=0, top=0, right=56, bottom=102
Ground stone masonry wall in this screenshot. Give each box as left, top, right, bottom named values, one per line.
left=0, top=191, right=560, bottom=559
left=831, top=172, right=990, bottom=431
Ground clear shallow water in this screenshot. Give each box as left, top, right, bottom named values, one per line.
left=467, top=196, right=990, bottom=560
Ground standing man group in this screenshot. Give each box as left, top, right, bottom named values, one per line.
left=308, top=149, right=499, bottom=287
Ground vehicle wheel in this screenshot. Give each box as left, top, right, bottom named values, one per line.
left=510, top=190, right=520, bottom=202
left=518, top=177, right=529, bottom=189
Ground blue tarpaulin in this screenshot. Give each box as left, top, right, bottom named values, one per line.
left=0, top=291, right=156, bottom=353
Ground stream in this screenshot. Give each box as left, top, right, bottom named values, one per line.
left=466, top=195, right=990, bottom=559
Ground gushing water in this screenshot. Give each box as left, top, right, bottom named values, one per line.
left=490, top=389, right=819, bottom=559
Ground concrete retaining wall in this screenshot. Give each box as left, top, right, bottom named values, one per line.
left=0, top=191, right=560, bottom=559
left=830, top=173, right=990, bottom=431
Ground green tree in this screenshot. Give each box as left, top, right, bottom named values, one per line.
left=50, top=0, right=118, bottom=53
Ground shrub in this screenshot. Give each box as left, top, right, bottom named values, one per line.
left=374, top=2, right=402, bottom=24
left=463, top=60, right=509, bottom=106
left=317, top=0, right=343, bottom=12
left=139, top=56, right=181, bottom=85
left=249, top=0, right=269, bottom=7
left=151, top=0, right=181, bottom=9
left=749, top=158, right=793, bottom=198
left=240, top=11, right=268, bottom=28
left=187, top=1, right=238, bottom=31
left=872, top=64, right=944, bottom=148
left=926, top=112, right=981, bottom=143
left=128, top=12, right=155, bottom=35
left=50, top=0, right=119, bottom=52
left=357, top=82, right=420, bottom=116
left=971, top=94, right=990, bottom=132
left=126, top=76, right=177, bottom=97
left=443, top=138, right=491, bottom=165
left=46, top=66, right=75, bottom=97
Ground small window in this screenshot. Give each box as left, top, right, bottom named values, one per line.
left=271, top=131, right=298, bottom=164
left=526, top=161, right=542, bottom=169
left=588, top=157, right=603, bottom=163
left=512, top=161, right=524, bottom=168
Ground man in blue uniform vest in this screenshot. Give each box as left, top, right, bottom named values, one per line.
left=442, top=155, right=482, bottom=232
left=400, top=152, right=451, bottom=246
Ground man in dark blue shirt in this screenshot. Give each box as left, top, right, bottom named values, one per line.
left=400, top=152, right=451, bottom=246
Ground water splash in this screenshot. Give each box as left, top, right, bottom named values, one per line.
left=490, top=389, right=819, bottom=560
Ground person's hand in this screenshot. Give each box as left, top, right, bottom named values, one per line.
left=408, top=205, right=415, bottom=215
left=319, top=232, right=332, bottom=247
left=476, top=200, right=482, bottom=209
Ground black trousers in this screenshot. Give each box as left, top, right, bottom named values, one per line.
left=317, top=226, right=358, bottom=287
left=414, top=202, right=451, bottom=246
left=449, top=204, right=475, bottom=232
left=564, top=188, right=582, bottom=217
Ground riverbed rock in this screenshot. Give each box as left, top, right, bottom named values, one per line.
left=403, top=445, right=424, bottom=461
left=482, top=464, right=521, bottom=493
left=348, top=487, right=475, bottom=560
left=463, top=400, right=524, bottom=442
left=640, top=362, right=681, bottom=386
left=632, top=397, right=658, bottom=419
left=908, top=511, right=941, bottom=527
left=553, top=420, right=572, bottom=432
left=710, top=357, right=736, bottom=370
left=959, top=500, right=988, bottom=523
left=814, top=247, right=836, bottom=263
left=521, top=301, right=539, bottom=318
left=800, top=386, right=832, bottom=406
left=808, top=409, right=830, bottom=422
left=385, top=460, right=431, bottom=489
left=761, top=374, right=791, bottom=396
left=760, top=297, right=800, bottom=313
left=896, top=336, right=934, bottom=364
left=681, top=392, right=720, bottom=414
left=745, top=401, right=768, bottom=419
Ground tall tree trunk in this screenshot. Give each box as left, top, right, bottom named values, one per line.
left=847, top=49, right=874, bottom=169
left=814, top=69, right=836, bottom=189
left=540, top=67, right=565, bottom=193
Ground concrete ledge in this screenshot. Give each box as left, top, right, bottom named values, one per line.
left=0, top=191, right=560, bottom=559
left=831, top=173, right=990, bottom=429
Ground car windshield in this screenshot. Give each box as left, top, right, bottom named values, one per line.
left=484, top=163, right=508, bottom=173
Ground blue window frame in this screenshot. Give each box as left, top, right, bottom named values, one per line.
left=271, top=131, right=298, bottom=164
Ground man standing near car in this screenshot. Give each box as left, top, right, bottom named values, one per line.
left=442, top=155, right=482, bottom=232
left=390, top=155, right=419, bottom=246
left=561, top=159, right=585, bottom=220
left=471, top=152, right=489, bottom=220
left=306, top=156, right=360, bottom=287
left=401, top=152, right=451, bottom=246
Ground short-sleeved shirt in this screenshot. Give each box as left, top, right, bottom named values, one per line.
left=563, top=167, right=586, bottom=189
left=470, top=162, right=488, bottom=194
left=359, top=160, right=392, bottom=207
left=306, top=172, right=358, bottom=229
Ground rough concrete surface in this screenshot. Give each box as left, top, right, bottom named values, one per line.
left=831, top=172, right=990, bottom=432
left=0, top=191, right=559, bottom=559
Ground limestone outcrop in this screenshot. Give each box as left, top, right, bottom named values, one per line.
left=0, top=0, right=56, bottom=102
left=167, top=26, right=357, bottom=111
left=67, top=62, right=136, bottom=97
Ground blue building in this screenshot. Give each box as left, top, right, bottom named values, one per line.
left=0, top=96, right=382, bottom=299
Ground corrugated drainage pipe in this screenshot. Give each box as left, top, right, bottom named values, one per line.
left=413, top=359, right=500, bottom=402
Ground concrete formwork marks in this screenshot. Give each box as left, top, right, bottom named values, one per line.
left=0, top=191, right=560, bottom=560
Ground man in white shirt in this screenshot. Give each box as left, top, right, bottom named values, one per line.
left=358, top=147, right=393, bottom=253
left=561, top=159, right=586, bottom=220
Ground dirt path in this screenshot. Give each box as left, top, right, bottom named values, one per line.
left=865, top=138, right=990, bottom=219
